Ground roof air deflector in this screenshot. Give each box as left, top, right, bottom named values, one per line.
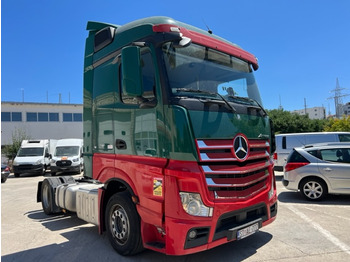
left=94, top=27, right=115, bottom=52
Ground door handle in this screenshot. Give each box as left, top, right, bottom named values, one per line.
left=115, top=139, right=127, bottom=150
left=323, top=167, right=332, bottom=172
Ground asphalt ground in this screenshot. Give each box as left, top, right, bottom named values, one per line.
left=2, top=171, right=350, bottom=262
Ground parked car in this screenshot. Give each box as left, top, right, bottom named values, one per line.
left=1, top=164, right=10, bottom=183
left=282, top=142, right=350, bottom=201
left=273, top=132, right=350, bottom=171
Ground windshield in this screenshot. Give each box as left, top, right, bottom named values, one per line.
left=17, top=147, right=44, bottom=157
left=55, top=146, right=80, bottom=157
left=162, top=43, right=263, bottom=106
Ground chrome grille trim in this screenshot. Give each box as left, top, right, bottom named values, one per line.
left=206, top=172, right=269, bottom=187
left=202, top=162, right=269, bottom=174
left=196, top=138, right=271, bottom=200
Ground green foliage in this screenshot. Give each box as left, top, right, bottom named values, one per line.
left=2, top=128, right=30, bottom=161
left=324, top=116, right=350, bottom=132
left=267, top=109, right=327, bottom=134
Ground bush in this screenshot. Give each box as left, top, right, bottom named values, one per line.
left=2, top=129, right=30, bottom=163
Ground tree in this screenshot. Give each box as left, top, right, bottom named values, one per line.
left=267, top=109, right=327, bottom=134
left=2, top=128, right=30, bottom=163
left=324, top=116, right=350, bottom=132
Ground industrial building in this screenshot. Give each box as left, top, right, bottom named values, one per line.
left=291, top=106, right=326, bottom=120
left=1, top=101, right=83, bottom=146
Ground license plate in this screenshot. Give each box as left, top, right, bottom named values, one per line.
left=237, top=222, right=259, bottom=240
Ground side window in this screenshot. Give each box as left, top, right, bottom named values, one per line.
left=121, top=49, right=156, bottom=106
left=319, top=149, right=350, bottom=163
left=308, top=150, right=320, bottom=159
left=339, top=134, right=350, bottom=142
left=282, top=136, right=286, bottom=149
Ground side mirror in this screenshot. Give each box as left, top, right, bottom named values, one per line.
left=172, top=36, right=192, bottom=48
left=121, top=46, right=143, bottom=97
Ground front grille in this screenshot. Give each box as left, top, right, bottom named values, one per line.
left=56, top=160, right=72, bottom=167
left=196, top=138, right=270, bottom=200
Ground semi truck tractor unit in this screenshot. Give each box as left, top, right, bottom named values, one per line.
left=37, top=16, right=277, bottom=256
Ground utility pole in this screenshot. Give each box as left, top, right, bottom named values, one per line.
left=278, top=95, right=283, bottom=110
left=328, top=78, right=349, bottom=118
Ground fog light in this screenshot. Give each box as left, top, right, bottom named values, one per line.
left=188, top=230, right=197, bottom=239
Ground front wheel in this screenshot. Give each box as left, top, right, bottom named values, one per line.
left=300, top=178, right=327, bottom=201
left=105, top=191, right=144, bottom=256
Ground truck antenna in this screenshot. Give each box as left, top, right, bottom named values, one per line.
left=202, top=18, right=213, bottom=34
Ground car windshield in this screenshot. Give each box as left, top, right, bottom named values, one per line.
left=55, top=146, right=80, bottom=157
left=162, top=43, right=263, bottom=106
left=17, top=147, right=44, bottom=157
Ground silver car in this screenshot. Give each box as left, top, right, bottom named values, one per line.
left=282, top=142, right=350, bottom=201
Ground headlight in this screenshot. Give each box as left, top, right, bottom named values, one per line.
left=72, top=158, right=79, bottom=162
left=36, top=159, right=42, bottom=165
left=179, top=192, right=213, bottom=217
left=269, top=174, right=275, bottom=199
left=50, top=159, right=56, bottom=164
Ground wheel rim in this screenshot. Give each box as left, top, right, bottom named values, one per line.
left=110, top=204, right=130, bottom=245
left=303, top=181, right=323, bottom=199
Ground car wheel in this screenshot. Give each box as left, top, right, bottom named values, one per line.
left=300, top=178, right=327, bottom=201
left=1, top=177, right=7, bottom=183
left=105, top=191, right=144, bottom=256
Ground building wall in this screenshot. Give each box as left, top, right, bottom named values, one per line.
left=1, top=102, right=83, bottom=146
left=343, top=102, right=350, bottom=116
left=292, top=107, right=326, bottom=120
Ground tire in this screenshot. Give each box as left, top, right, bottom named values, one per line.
left=105, top=192, right=144, bottom=256
left=41, top=179, right=60, bottom=215
left=300, top=178, right=327, bottom=201
left=76, top=165, right=82, bottom=175
left=41, top=166, right=46, bottom=176
left=1, top=177, right=7, bottom=183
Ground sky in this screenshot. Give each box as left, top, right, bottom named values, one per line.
left=1, top=0, right=350, bottom=115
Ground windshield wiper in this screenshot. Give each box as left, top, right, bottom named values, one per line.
left=175, top=88, right=215, bottom=95
left=175, top=88, right=236, bottom=113
left=217, top=93, right=236, bottom=113
left=228, top=95, right=267, bottom=116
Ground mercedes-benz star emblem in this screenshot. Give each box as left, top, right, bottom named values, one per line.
left=233, top=135, right=249, bottom=161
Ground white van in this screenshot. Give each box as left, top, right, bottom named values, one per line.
left=50, top=138, right=83, bottom=175
left=13, top=139, right=57, bottom=177
left=273, top=132, right=350, bottom=171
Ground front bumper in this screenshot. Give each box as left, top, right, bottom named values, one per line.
left=158, top=200, right=278, bottom=255
left=1, top=171, right=10, bottom=180
left=13, top=164, right=44, bottom=174
left=51, top=165, right=80, bottom=173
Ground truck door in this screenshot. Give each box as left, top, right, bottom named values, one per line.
left=113, top=46, right=165, bottom=226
